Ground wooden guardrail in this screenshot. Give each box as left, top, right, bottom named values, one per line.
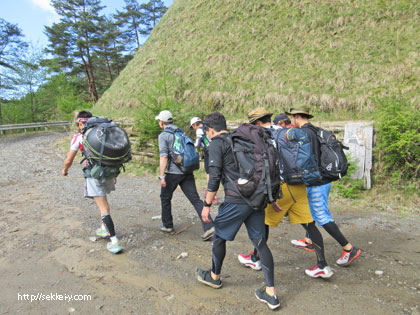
left=0, top=121, right=72, bottom=135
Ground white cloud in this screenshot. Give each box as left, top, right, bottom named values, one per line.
left=31, top=0, right=55, bottom=13
left=30, top=0, right=60, bottom=23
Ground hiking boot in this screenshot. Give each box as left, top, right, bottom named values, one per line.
left=96, top=226, right=108, bottom=238
left=107, top=241, right=123, bottom=254
left=291, top=238, right=315, bottom=252
left=238, top=252, right=262, bottom=271
left=254, top=287, right=281, bottom=310
left=336, top=247, right=362, bottom=266
left=195, top=268, right=222, bottom=289
left=201, top=227, right=214, bottom=241
left=160, top=224, right=174, bottom=233
left=305, top=264, right=333, bottom=278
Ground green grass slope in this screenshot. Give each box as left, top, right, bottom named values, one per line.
left=95, top=0, right=420, bottom=117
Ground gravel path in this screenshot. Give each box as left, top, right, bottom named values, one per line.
left=1, top=132, right=419, bottom=314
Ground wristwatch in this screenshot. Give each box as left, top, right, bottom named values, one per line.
left=158, top=175, right=166, bottom=180
left=203, top=200, right=212, bottom=207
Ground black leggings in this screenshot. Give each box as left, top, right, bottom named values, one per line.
left=102, top=213, right=115, bottom=237
left=302, top=222, right=327, bottom=268
left=253, top=225, right=270, bottom=257
left=323, top=221, right=349, bottom=247
left=212, top=233, right=275, bottom=287
left=253, top=223, right=328, bottom=268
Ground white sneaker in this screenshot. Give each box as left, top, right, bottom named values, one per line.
left=96, top=226, right=108, bottom=238
left=305, top=264, right=333, bottom=278
left=237, top=252, right=262, bottom=271
left=107, top=241, right=123, bottom=254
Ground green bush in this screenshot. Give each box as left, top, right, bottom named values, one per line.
left=375, top=98, right=420, bottom=181
left=333, top=155, right=364, bottom=199
left=135, top=68, right=207, bottom=165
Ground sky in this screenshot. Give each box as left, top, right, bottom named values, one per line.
left=1, top=0, right=174, bottom=47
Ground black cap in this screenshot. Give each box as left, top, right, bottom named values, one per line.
left=273, top=113, right=289, bottom=125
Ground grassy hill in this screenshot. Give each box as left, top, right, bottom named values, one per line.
left=95, top=0, right=420, bottom=118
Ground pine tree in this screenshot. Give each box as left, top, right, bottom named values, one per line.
left=0, top=18, right=27, bottom=123
left=45, top=0, right=106, bottom=103
left=114, top=0, right=144, bottom=51
left=140, top=0, right=167, bottom=37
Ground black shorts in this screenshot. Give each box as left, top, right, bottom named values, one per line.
left=214, top=202, right=265, bottom=241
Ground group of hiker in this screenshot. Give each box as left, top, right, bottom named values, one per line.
left=62, top=107, right=361, bottom=310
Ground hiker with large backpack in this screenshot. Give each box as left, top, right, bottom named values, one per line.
left=156, top=110, right=214, bottom=240
left=237, top=109, right=333, bottom=279
left=61, top=111, right=129, bottom=254
left=195, top=112, right=281, bottom=310
left=288, top=107, right=361, bottom=269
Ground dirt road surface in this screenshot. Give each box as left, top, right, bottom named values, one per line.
left=1, top=132, right=419, bottom=314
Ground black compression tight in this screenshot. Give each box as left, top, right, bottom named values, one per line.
left=252, top=237, right=275, bottom=287
left=211, top=235, right=226, bottom=275
left=322, top=221, right=349, bottom=247
left=301, top=222, right=327, bottom=268
left=253, top=225, right=270, bottom=257
left=101, top=213, right=116, bottom=237
left=212, top=234, right=275, bottom=287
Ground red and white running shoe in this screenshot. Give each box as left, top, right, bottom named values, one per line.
left=305, top=264, right=333, bottom=278
left=291, top=238, right=315, bottom=252
left=336, top=247, right=361, bottom=266
left=238, top=252, right=262, bottom=271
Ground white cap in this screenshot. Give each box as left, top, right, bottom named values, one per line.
left=190, top=117, right=202, bottom=128
left=155, top=110, right=173, bottom=123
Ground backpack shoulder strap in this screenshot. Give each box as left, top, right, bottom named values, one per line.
left=163, top=127, right=175, bottom=134
left=286, top=128, right=292, bottom=141
left=213, top=134, right=238, bottom=166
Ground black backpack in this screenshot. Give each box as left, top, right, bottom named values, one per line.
left=312, top=126, right=349, bottom=181
left=222, top=124, right=281, bottom=211
left=81, top=117, right=131, bottom=182
left=273, top=127, right=322, bottom=186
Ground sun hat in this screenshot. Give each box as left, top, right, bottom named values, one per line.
left=285, top=106, right=314, bottom=119
left=248, top=108, right=273, bottom=123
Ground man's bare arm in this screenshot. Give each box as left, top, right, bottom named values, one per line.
left=62, top=150, right=78, bottom=176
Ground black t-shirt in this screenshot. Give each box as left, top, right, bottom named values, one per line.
left=207, top=133, right=245, bottom=204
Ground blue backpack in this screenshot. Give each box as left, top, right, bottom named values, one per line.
left=163, top=127, right=200, bottom=173
left=273, top=127, right=321, bottom=186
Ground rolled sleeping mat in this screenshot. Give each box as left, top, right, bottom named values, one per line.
left=83, top=123, right=131, bottom=166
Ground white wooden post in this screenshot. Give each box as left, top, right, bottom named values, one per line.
left=344, top=122, right=374, bottom=189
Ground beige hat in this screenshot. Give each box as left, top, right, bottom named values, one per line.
left=248, top=108, right=273, bottom=123
left=285, top=106, right=314, bottom=119
left=155, top=110, right=173, bottom=123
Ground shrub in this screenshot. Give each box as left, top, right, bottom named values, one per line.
left=375, top=98, right=420, bottom=181
left=333, top=155, right=364, bottom=199
left=135, top=67, right=207, bottom=165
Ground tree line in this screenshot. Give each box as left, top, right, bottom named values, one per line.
left=0, top=0, right=167, bottom=125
